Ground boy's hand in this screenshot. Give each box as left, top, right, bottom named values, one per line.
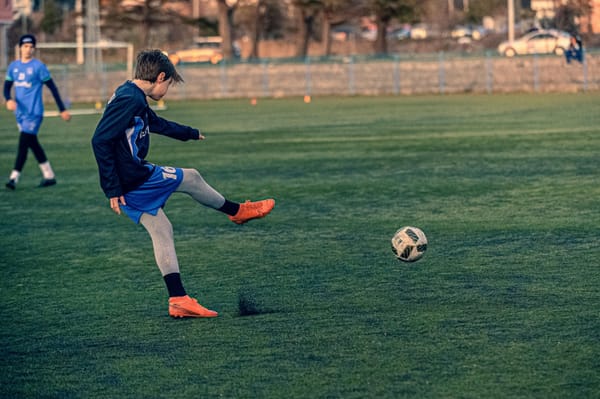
left=6, top=99, right=16, bottom=112
left=110, top=196, right=126, bottom=215
left=199, top=133, right=205, bottom=140
left=60, top=110, right=71, bottom=122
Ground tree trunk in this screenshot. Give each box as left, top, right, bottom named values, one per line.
left=250, top=0, right=263, bottom=59
left=296, top=8, right=313, bottom=58
left=322, top=10, right=332, bottom=56
left=217, top=0, right=236, bottom=59
left=374, top=13, right=389, bottom=55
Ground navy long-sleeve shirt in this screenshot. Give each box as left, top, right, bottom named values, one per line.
left=91, top=81, right=200, bottom=198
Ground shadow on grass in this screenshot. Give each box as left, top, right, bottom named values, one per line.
left=237, top=288, right=277, bottom=317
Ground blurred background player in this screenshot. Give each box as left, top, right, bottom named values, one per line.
left=4, top=34, right=71, bottom=190
left=91, top=49, right=275, bottom=318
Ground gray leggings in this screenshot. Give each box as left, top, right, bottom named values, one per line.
left=139, top=168, right=225, bottom=276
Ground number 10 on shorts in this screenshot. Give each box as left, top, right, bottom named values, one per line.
left=161, top=166, right=177, bottom=180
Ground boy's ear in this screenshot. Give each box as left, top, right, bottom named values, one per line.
left=156, top=72, right=167, bottom=83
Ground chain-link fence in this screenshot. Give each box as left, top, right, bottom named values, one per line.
left=8, top=51, right=597, bottom=106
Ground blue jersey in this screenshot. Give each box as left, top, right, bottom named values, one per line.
left=91, top=81, right=200, bottom=199
left=5, top=58, right=51, bottom=120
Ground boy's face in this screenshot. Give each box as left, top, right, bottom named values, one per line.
left=20, top=43, right=35, bottom=61
left=148, top=75, right=172, bottom=101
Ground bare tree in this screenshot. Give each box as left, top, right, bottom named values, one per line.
left=293, top=0, right=324, bottom=58
left=555, top=0, right=593, bottom=33
left=463, top=0, right=505, bottom=24
left=368, top=0, right=420, bottom=54
left=101, top=0, right=179, bottom=48
left=40, top=0, right=63, bottom=36
left=217, top=0, right=239, bottom=59
left=321, top=0, right=364, bottom=56
left=249, top=0, right=265, bottom=59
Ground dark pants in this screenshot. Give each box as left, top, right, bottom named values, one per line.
left=565, top=48, right=584, bottom=64
left=13, top=132, right=48, bottom=172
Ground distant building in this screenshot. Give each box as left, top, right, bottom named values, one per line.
left=530, top=0, right=565, bottom=20
left=580, top=0, right=600, bottom=33
left=1, top=0, right=12, bottom=68
left=1, top=0, right=12, bottom=20
left=12, top=0, right=32, bottom=18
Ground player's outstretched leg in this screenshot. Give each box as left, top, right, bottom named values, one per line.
left=176, top=169, right=275, bottom=224
left=229, top=199, right=275, bottom=224
left=169, top=295, right=218, bottom=318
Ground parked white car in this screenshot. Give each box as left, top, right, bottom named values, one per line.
left=498, top=29, right=571, bottom=57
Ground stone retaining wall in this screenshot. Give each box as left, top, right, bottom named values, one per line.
left=46, top=53, right=598, bottom=104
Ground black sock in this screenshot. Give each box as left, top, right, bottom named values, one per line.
left=164, top=273, right=186, bottom=297
left=218, top=199, right=240, bottom=216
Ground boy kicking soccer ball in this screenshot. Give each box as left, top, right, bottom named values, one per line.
left=91, top=49, right=274, bottom=318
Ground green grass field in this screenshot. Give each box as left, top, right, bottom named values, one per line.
left=1, top=93, right=599, bottom=398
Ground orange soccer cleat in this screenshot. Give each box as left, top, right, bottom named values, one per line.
left=228, top=199, right=275, bottom=225
left=169, top=295, right=218, bottom=318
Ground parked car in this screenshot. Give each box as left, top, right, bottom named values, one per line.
left=171, top=36, right=224, bottom=65
left=451, top=25, right=471, bottom=39
left=410, top=24, right=428, bottom=40
left=451, top=25, right=487, bottom=40
left=497, top=29, right=571, bottom=57
left=331, top=26, right=357, bottom=41
left=360, top=26, right=377, bottom=41
left=387, top=26, right=411, bottom=41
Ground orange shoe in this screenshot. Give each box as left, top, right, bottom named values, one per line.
left=228, top=199, right=275, bottom=225
left=169, top=295, right=218, bottom=318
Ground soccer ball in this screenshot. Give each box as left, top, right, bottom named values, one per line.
left=391, top=226, right=428, bottom=262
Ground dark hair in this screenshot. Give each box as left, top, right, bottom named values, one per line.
left=134, top=49, right=183, bottom=84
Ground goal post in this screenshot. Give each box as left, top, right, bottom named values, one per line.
left=14, top=41, right=134, bottom=78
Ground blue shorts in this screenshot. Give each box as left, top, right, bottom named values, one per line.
left=121, top=166, right=184, bottom=223
left=16, top=114, right=43, bottom=135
